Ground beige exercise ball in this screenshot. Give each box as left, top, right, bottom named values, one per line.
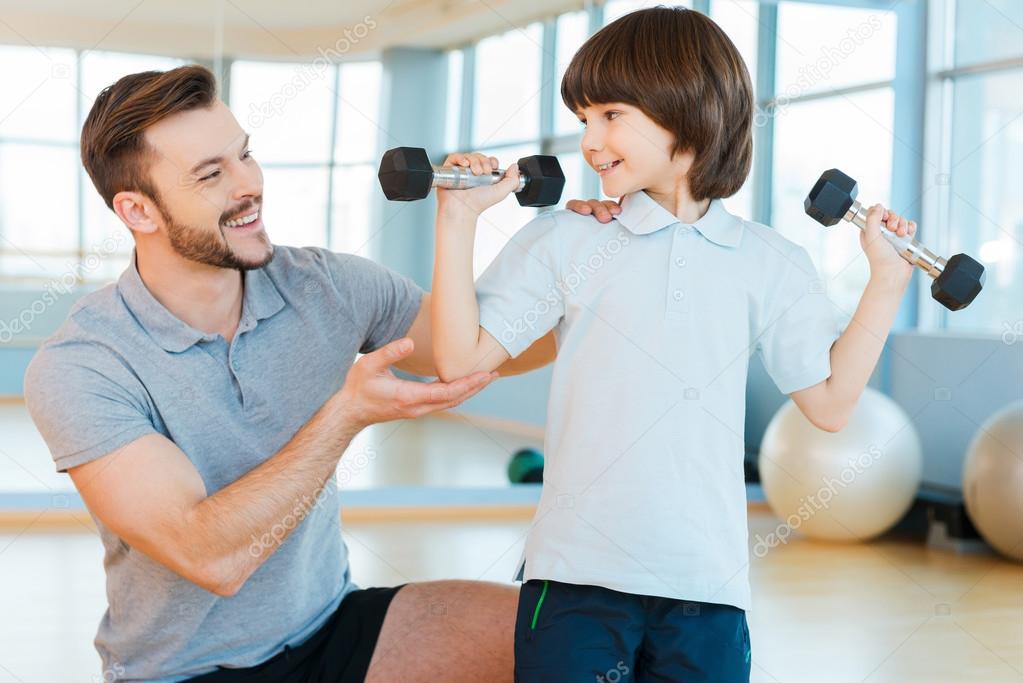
left=963, top=400, right=1023, bottom=561
left=759, top=387, right=923, bottom=542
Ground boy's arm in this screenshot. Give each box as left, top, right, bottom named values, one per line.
left=789, top=204, right=916, bottom=432
left=395, top=293, right=556, bottom=378
left=398, top=187, right=603, bottom=379
left=430, top=152, right=526, bottom=382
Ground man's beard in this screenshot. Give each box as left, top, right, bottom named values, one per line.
left=157, top=197, right=273, bottom=271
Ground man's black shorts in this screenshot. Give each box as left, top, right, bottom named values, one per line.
left=186, top=585, right=404, bottom=683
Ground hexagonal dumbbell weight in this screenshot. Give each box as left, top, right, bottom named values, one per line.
left=377, top=146, right=566, bottom=208
left=805, top=169, right=985, bottom=311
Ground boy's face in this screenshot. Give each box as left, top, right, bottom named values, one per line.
left=576, top=102, right=692, bottom=200
left=127, top=100, right=272, bottom=270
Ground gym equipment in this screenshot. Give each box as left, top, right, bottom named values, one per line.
left=962, top=400, right=1023, bottom=561
left=758, top=388, right=922, bottom=542
left=378, top=147, right=566, bottom=207
left=508, top=448, right=544, bottom=484
left=804, top=169, right=985, bottom=311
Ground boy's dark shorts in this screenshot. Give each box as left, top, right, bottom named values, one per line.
left=186, top=585, right=404, bottom=683
left=515, top=579, right=751, bottom=683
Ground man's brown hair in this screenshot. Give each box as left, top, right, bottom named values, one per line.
left=81, top=64, right=218, bottom=210
left=561, top=6, right=753, bottom=200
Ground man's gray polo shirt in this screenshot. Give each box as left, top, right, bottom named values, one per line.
left=24, top=245, right=424, bottom=681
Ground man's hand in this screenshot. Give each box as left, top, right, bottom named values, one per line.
left=566, top=198, right=621, bottom=223
left=340, top=337, right=497, bottom=429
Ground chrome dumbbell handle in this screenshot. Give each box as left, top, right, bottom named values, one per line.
left=844, top=200, right=946, bottom=279
left=430, top=165, right=528, bottom=193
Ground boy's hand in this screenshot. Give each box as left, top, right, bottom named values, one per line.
left=862, top=203, right=916, bottom=283
left=567, top=198, right=622, bottom=223
left=436, top=152, right=521, bottom=220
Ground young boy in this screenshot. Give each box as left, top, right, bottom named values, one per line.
left=432, top=7, right=916, bottom=681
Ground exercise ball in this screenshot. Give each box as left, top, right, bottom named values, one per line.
left=963, top=400, right=1023, bottom=561
left=508, top=448, right=544, bottom=484
left=758, top=388, right=922, bottom=542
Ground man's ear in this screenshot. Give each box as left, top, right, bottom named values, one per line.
left=112, top=191, right=160, bottom=237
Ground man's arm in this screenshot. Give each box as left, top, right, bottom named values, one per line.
left=70, top=338, right=494, bottom=597
left=394, top=293, right=557, bottom=378
left=790, top=205, right=915, bottom=432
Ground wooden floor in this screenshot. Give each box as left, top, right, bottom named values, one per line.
left=2, top=402, right=1023, bottom=682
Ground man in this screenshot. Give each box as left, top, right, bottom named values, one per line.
left=25, top=64, right=571, bottom=682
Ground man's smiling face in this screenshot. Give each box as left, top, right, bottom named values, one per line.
left=142, top=100, right=272, bottom=270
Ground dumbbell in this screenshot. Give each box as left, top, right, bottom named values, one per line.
left=805, top=169, right=985, bottom=311
left=377, top=146, right=566, bottom=207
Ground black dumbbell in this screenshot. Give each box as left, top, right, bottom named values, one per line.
left=377, top=146, right=566, bottom=208
left=805, top=169, right=985, bottom=311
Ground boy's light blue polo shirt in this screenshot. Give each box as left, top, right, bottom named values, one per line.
left=476, top=190, right=841, bottom=611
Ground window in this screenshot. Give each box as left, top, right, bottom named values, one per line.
left=772, top=89, right=895, bottom=317
left=769, top=2, right=897, bottom=319
left=0, top=48, right=184, bottom=282
left=0, top=46, right=77, bottom=143
left=603, top=0, right=691, bottom=26
left=927, top=0, right=1023, bottom=335
left=710, top=0, right=760, bottom=218
left=953, top=0, right=1023, bottom=67
left=775, top=3, right=896, bottom=96
left=444, top=50, right=464, bottom=150
left=473, top=24, right=543, bottom=148
left=554, top=11, right=589, bottom=136
left=451, top=15, right=600, bottom=278
left=229, top=58, right=383, bottom=254
left=710, top=0, right=758, bottom=93
left=334, top=62, right=383, bottom=256
left=943, top=71, right=1022, bottom=334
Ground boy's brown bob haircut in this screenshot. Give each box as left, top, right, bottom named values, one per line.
left=561, top=6, right=753, bottom=201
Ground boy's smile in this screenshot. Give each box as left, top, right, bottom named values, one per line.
left=576, top=101, right=695, bottom=210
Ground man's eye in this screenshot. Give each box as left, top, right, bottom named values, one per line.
left=200, top=170, right=220, bottom=182
left=606, top=111, right=620, bottom=121
left=243, top=149, right=254, bottom=159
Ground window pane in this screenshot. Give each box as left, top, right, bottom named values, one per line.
left=0, top=47, right=77, bottom=142
left=603, top=1, right=690, bottom=25
left=80, top=51, right=185, bottom=127
left=554, top=151, right=587, bottom=212
left=230, top=60, right=334, bottom=164
left=82, top=176, right=134, bottom=283
left=945, top=71, right=1023, bottom=334
left=474, top=144, right=540, bottom=279
left=473, top=24, right=542, bottom=147
left=555, top=11, right=590, bottom=136
left=331, top=164, right=376, bottom=256
left=771, top=88, right=894, bottom=319
left=260, top=166, right=329, bottom=248
left=0, top=144, right=78, bottom=278
left=775, top=3, right=896, bottom=97
left=445, top=50, right=464, bottom=151
left=710, top=0, right=758, bottom=99
left=722, top=165, right=754, bottom=219
left=335, top=62, right=382, bottom=164
left=955, top=0, right=1023, bottom=67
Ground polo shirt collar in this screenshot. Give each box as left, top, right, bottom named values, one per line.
left=614, top=190, right=744, bottom=248
left=117, top=249, right=285, bottom=353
